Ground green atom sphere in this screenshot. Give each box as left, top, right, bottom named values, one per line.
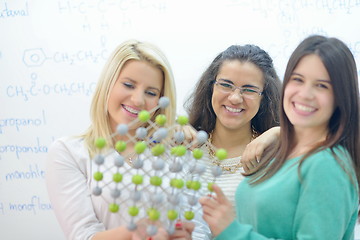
left=207, top=182, right=214, bottom=192
left=192, top=148, right=203, bottom=159
left=170, top=146, right=178, bottom=155
left=216, top=148, right=228, bottom=160
left=93, top=171, right=103, bottom=181
left=150, top=176, right=162, bottom=186
left=191, top=181, right=201, bottom=191
left=155, top=114, right=167, bottom=126
left=186, top=180, right=193, bottom=189
left=95, top=138, right=106, bottom=149
left=132, top=174, right=143, bottom=185
left=167, top=209, right=178, bottom=221
left=115, top=141, right=126, bottom=152
left=147, top=208, right=160, bottom=221
left=138, top=110, right=150, bottom=122
left=184, top=211, right=195, bottom=220
left=113, top=173, right=123, bottom=183
left=151, top=144, right=165, bottom=156
left=134, top=141, right=147, bottom=154
left=176, top=179, right=184, bottom=189
left=176, top=115, right=189, bottom=125
left=170, top=178, right=176, bottom=187
left=170, top=178, right=184, bottom=189
left=171, top=145, right=186, bottom=156
left=109, top=203, right=119, bottom=213
left=128, top=206, right=139, bottom=216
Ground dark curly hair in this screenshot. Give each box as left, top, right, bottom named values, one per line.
left=184, top=44, right=281, bottom=134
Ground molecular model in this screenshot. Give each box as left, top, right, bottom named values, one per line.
left=91, top=96, right=227, bottom=237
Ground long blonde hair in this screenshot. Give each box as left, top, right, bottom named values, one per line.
left=82, top=40, right=176, bottom=157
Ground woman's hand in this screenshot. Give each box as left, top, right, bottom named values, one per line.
left=242, top=126, right=280, bottom=173
left=169, top=220, right=195, bottom=240
left=132, top=218, right=169, bottom=240
left=132, top=218, right=194, bottom=240
left=132, top=228, right=168, bottom=240
left=175, top=125, right=205, bottom=150
left=178, top=125, right=197, bottom=145
left=199, top=184, right=235, bottom=237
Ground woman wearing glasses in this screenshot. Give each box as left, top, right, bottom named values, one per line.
left=183, top=44, right=282, bottom=239
left=200, top=35, right=359, bottom=240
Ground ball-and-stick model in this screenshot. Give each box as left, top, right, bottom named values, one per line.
left=91, top=96, right=226, bottom=237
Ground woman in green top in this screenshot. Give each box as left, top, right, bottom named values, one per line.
left=200, top=35, right=360, bottom=240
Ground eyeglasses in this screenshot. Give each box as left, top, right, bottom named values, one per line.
left=214, top=80, right=263, bottom=99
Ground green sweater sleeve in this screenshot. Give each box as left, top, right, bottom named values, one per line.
left=215, top=220, right=277, bottom=240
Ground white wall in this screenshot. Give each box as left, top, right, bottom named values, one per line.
left=1, top=0, right=360, bottom=239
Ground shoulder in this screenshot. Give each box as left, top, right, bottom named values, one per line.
left=302, top=146, right=352, bottom=169
left=298, top=146, right=359, bottom=218
left=49, top=136, right=86, bottom=153
left=300, top=146, right=357, bottom=187
left=47, top=136, right=90, bottom=176
left=48, top=136, right=89, bottom=164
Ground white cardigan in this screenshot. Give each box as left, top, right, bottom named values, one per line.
left=46, top=137, right=173, bottom=240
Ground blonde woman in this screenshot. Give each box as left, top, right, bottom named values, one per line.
left=46, top=40, right=193, bottom=240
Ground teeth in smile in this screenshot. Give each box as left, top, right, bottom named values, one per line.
left=295, top=103, right=315, bottom=112
left=123, top=105, right=139, bottom=114
left=225, top=106, right=242, bottom=113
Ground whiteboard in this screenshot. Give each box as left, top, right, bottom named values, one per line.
left=1, top=0, right=360, bottom=239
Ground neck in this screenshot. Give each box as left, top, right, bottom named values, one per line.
left=288, top=127, right=328, bottom=158
left=211, top=124, right=253, bottom=158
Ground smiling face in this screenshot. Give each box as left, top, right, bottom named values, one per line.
left=107, top=60, right=163, bottom=133
left=211, top=60, right=264, bottom=132
left=283, top=54, right=335, bottom=135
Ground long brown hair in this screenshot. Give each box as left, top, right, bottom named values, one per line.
left=247, top=35, right=360, bottom=187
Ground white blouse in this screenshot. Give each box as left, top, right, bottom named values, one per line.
left=46, top=137, right=179, bottom=240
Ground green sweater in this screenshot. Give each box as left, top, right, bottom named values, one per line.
left=216, top=147, right=359, bottom=240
